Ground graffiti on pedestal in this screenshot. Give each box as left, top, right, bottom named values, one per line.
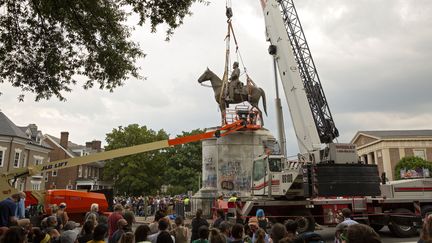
left=219, top=160, right=251, bottom=191
left=203, top=157, right=217, bottom=188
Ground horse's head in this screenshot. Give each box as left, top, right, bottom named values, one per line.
left=197, top=68, right=213, bottom=83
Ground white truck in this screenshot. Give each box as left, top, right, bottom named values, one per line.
left=241, top=0, right=430, bottom=237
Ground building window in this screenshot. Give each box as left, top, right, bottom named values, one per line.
left=32, top=183, right=40, bottom=190
left=19, top=181, right=25, bottom=191
left=0, top=150, right=4, bottom=167
left=95, top=168, right=99, bottom=179
left=52, top=170, right=57, bottom=177
left=13, top=151, right=21, bottom=168
left=67, top=185, right=74, bottom=190
left=414, top=149, right=426, bottom=160
left=35, top=158, right=43, bottom=166
left=22, top=153, right=27, bottom=168
left=78, top=165, right=83, bottom=177
left=44, top=173, right=49, bottom=182
left=84, top=166, right=88, bottom=178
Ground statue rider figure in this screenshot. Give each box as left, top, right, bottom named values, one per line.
left=227, top=61, right=242, bottom=102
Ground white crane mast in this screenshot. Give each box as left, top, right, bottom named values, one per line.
left=261, top=0, right=321, bottom=159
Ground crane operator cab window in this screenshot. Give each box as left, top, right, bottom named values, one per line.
left=253, top=158, right=266, bottom=181
left=268, top=157, right=283, bottom=172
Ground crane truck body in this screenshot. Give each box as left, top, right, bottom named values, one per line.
left=238, top=0, right=430, bottom=237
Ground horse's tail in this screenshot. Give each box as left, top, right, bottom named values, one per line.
left=259, top=88, right=267, bottom=116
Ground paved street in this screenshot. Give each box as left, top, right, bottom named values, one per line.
left=316, top=226, right=419, bottom=243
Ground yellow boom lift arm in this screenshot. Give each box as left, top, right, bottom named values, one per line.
left=0, top=119, right=253, bottom=200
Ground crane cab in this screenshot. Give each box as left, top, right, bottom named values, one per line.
left=252, top=154, right=304, bottom=199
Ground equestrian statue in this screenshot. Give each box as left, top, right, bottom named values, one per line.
left=198, top=67, right=267, bottom=125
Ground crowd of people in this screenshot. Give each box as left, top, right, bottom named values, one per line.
left=113, top=195, right=191, bottom=218
left=2, top=191, right=432, bottom=243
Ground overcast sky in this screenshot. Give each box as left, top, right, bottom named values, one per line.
left=0, top=0, right=431, bottom=156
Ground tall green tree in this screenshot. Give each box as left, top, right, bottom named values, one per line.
left=0, top=0, right=207, bottom=101
left=164, top=129, right=204, bottom=194
left=103, top=124, right=169, bottom=195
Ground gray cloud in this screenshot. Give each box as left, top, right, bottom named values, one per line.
left=1, top=0, right=431, bottom=157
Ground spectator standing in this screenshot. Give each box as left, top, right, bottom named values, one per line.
left=57, top=202, right=69, bottom=226
left=60, top=221, right=79, bottom=243
left=156, top=231, right=174, bottom=243
left=0, top=226, right=27, bottom=243
left=135, top=224, right=152, bottom=243
left=78, top=220, right=95, bottom=243
left=213, top=209, right=226, bottom=229
left=255, top=228, right=267, bottom=243
left=172, top=216, right=188, bottom=243
left=85, top=203, right=100, bottom=222
left=256, top=209, right=268, bottom=231
left=418, top=214, right=432, bottom=243
left=284, top=220, right=298, bottom=241
left=148, top=219, right=175, bottom=243
left=231, top=223, right=245, bottom=243
left=334, top=208, right=358, bottom=242
left=270, top=223, right=287, bottom=243
left=150, top=211, right=165, bottom=234
left=124, top=205, right=136, bottom=227
left=249, top=217, right=270, bottom=243
left=108, top=204, right=124, bottom=239
left=192, top=225, right=209, bottom=243
left=339, top=223, right=381, bottom=243
left=219, top=221, right=232, bottom=243
left=88, top=224, right=109, bottom=243
left=209, top=228, right=227, bottom=243
left=109, top=218, right=129, bottom=243
left=191, top=209, right=210, bottom=242
left=0, top=192, right=25, bottom=227
left=119, top=232, right=135, bottom=243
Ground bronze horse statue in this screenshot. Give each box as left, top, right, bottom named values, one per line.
left=198, top=68, right=267, bottom=124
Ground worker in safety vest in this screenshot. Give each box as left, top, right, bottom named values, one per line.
left=227, top=62, right=241, bottom=101
left=183, top=196, right=190, bottom=212
left=228, top=193, right=237, bottom=203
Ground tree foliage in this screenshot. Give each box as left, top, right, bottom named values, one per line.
left=0, top=0, right=207, bottom=101
left=394, top=156, right=432, bottom=180
left=103, top=124, right=169, bottom=195
left=164, top=129, right=204, bottom=194
left=103, top=125, right=204, bottom=196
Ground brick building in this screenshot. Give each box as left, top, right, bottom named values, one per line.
left=0, top=112, right=50, bottom=191
left=351, top=130, right=432, bottom=180
left=43, top=132, right=112, bottom=190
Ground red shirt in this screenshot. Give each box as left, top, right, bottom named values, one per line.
left=108, top=211, right=124, bottom=237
